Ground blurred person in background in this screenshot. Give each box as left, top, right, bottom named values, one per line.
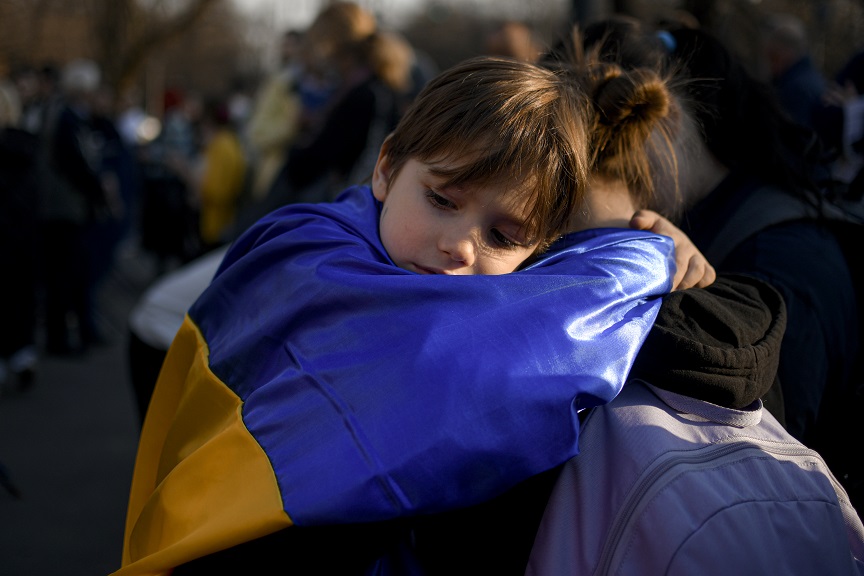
left=823, top=46, right=864, bottom=197
left=278, top=30, right=416, bottom=204
left=0, top=80, right=39, bottom=392
left=292, top=1, right=377, bottom=141
left=116, top=88, right=149, bottom=149
left=232, top=2, right=411, bottom=230
left=484, top=20, right=544, bottom=63
left=244, top=29, right=304, bottom=204
left=192, top=98, right=248, bottom=254
left=761, top=12, right=837, bottom=150
left=35, top=58, right=112, bottom=356
left=17, top=64, right=60, bottom=137
left=137, top=90, right=202, bottom=273
left=88, top=85, right=140, bottom=310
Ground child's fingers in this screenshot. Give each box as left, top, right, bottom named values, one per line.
left=630, top=210, right=717, bottom=290
left=629, top=211, right=660, bottom=232
left=697, top=261, right=717, bottom=288
left=674, top=256, right=717, bottom=290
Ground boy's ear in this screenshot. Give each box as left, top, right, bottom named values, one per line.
left=371, top=136, right=392, bottom=202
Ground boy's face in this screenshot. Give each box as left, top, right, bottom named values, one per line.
left=372, top=153, right=538, bottom=275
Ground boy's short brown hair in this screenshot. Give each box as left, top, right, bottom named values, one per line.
left=383, top=56, right=591, bottom=252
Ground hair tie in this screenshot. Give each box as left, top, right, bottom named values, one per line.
left=656, top=30, right=676, bottom=53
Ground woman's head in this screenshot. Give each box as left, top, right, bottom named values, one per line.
left=575, top=21, right=825, bottom=206
left=555, top=26, right=698, bottom=221
left=380, top=56, right=592, bottom=253
left=334, top=30, right=415, bottom=93
left=300, top=1, right=377, bottom=79
left=365, top=31, right=415, bottom=93
left=582, top=61, right=687, bottom=216
left=666, top=27, right=826, bottom=196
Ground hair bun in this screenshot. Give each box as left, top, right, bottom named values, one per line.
left=593, top=67, right=670, bottom=127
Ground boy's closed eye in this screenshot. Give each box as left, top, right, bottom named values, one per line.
left=425, top=189, right=457, bottom=210
left=490, top=229, right=520, bottom=248
left=424, top=189, right=531, bottom=251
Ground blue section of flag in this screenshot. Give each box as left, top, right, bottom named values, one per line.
left=189, top=186, right=674, bottom=526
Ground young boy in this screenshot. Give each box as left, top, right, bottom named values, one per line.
left=115, top=57, right=701, bottom=576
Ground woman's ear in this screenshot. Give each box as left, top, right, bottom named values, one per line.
left=371, top=136, right=392, bottom=202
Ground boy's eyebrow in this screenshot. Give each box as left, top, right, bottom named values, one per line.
left=424, top=162, right=462, bottom=180
left=421, top=164, right=447, bottom=179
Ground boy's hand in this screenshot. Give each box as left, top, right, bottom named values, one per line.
left=630, top=209, right=716, bottom=290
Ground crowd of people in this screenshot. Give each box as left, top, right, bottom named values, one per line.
left=1, top=1, right=864, bottom=573
left=0, top=2, right=434, bottom=397
left=1, top=59, right=137, bottom=385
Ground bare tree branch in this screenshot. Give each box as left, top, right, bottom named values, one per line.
left=107, top=0, right=221, bottom=93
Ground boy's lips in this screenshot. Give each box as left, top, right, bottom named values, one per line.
left=414, top=264, right=449, bottom=275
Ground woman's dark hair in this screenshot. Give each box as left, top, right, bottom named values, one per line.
left=570, top=20, right=830, bottom=198
left=542, top=22, right=687, bottom=214
left=666, top=27, right=828, bottom=196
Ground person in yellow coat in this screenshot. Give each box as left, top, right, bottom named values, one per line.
left=195, top=100, right=247, bottom=252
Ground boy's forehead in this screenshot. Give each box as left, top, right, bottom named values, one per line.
left=422, top=145, right=487, bottom=169
left=422, top=147, right=534, bottom=185
left=423, top=156, right=533, bottom=192
left=419, top=159, right=535, bottom=217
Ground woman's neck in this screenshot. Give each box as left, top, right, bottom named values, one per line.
left=568, top=176, right=637, bottom=232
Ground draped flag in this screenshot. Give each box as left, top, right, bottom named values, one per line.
left=115, top=186, right=674, bottom=575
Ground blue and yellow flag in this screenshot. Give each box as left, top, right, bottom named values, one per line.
left=116, top=186, right=674, bottom=575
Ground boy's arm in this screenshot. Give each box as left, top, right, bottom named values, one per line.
left=630, top=209, right=716, bottom=290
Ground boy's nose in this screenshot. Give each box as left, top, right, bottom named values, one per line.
left=439, top=231, right=476, bottom=267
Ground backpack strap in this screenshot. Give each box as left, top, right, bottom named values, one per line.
left=701, top=185, right=820, bottom=264
left=703, top=180, right=864, bottom=266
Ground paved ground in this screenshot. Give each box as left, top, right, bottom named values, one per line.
left=0, top=241, right=160, bottom=576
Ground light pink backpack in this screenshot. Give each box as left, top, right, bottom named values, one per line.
left=526, top=381, right=864, bottom=576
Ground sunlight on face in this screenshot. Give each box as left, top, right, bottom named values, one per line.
left=372, top=157, right=538, bottom=275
